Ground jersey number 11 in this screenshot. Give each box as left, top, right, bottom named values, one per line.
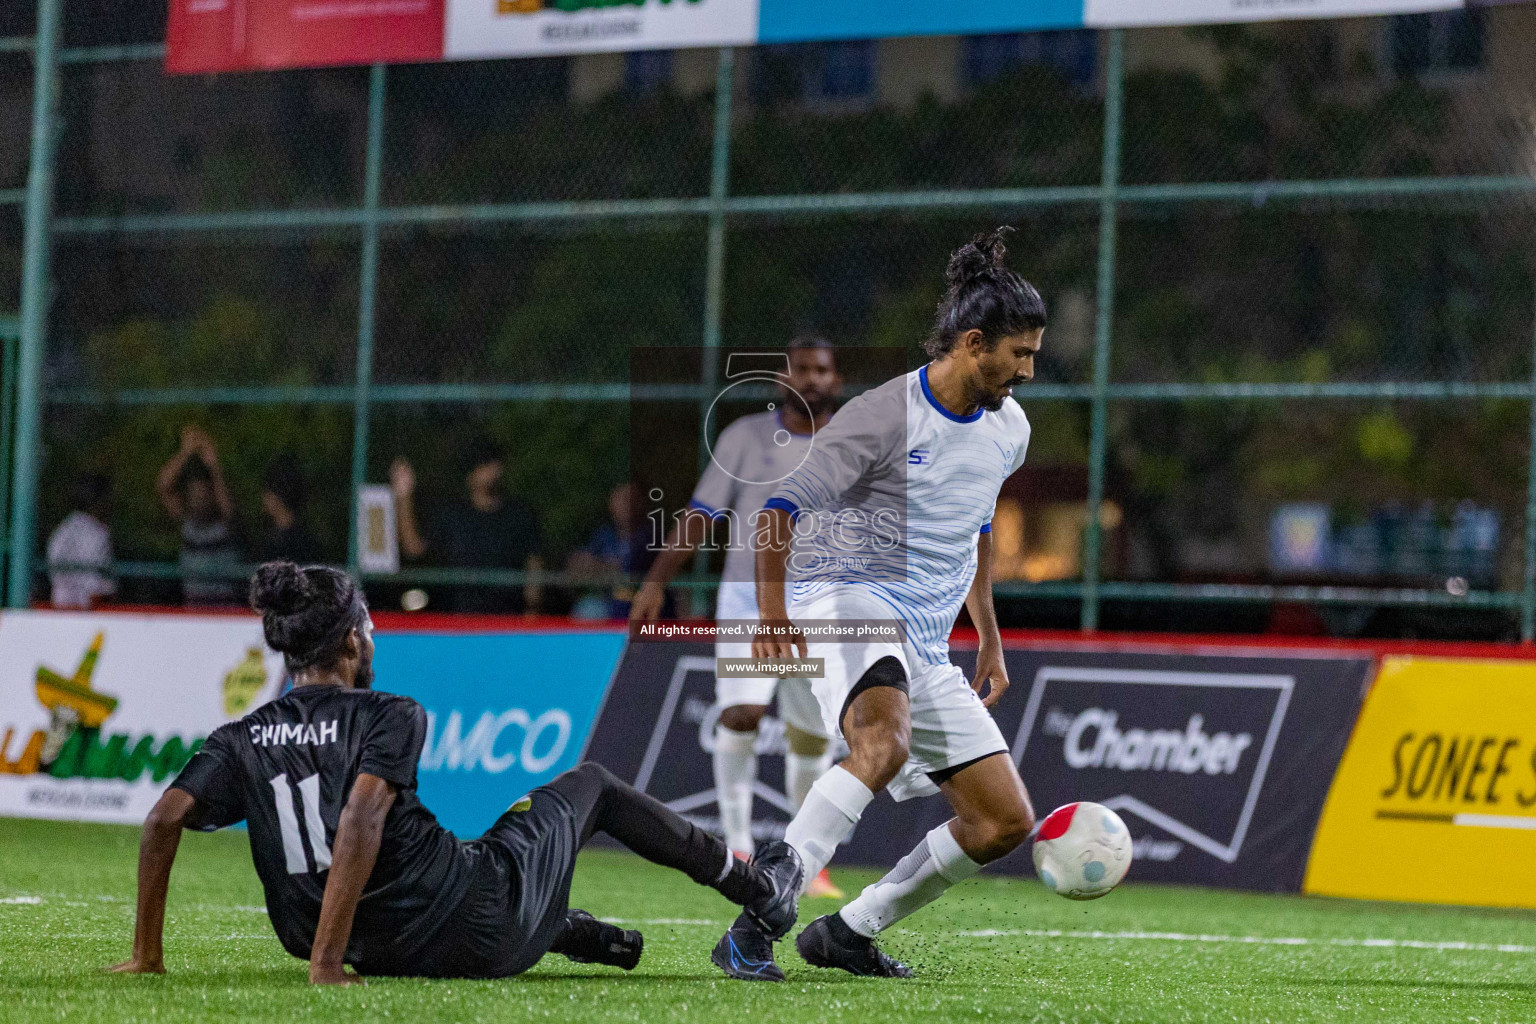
left=269, top=772, right=334, bottom=874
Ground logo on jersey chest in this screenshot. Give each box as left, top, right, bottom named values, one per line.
left=910, top=444, right=1015, bottom=470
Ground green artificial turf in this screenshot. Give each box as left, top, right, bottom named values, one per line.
left=3, top=816, right=1535, bottom=1023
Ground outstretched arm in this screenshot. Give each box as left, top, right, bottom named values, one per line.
left=390, top=460, right=428, bottom=560
left=964, top=529, right=1009, bottom=708
left=154, top=438, right=197, bottom=522
left=110, top=787, right=196, bottom=974
left=197, top=433, right=235, bottom=523
left=308, top=773, right=397, bottom=986
left=630, top=510, right=715, bottom=622
left=752, top=506, right=806, bottom=660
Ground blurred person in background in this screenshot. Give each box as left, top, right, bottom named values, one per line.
left=391, top=437, right=543, bottom=614
left=567, top=481, right=667, bottom=620
left=156, top=425, right=242, bottom=607
left=47, top=472, right=115, bottom=609
left=631, top=336, right=844, bottom=898
left=259, top=454, right=322, bottom=564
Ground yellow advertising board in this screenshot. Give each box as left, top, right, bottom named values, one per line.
left=1305, top=656, right=1536, bottom=907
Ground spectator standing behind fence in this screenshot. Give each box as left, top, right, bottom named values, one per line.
left=566, top=481, right=667, bottom=619
left=47, top=473, right=115, bottom=609
left=155, top=426, right=243, bottom=607
left=390, top=439, right=544, bottom=614
left=258, top=454, right=321, bottom=564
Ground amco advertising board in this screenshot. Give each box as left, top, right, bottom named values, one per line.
left=373, top=630, right=626, bottom=836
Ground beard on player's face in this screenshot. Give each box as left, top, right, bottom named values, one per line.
left=354, top=653, right=374, bottom=690
left=780, top=382, right=836, bottom=420
left=969, top=369, right=1025, bottom=412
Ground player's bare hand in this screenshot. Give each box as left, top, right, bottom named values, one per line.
left=309, top=964, right=363, bottom=986
left=629, top=581, right=666, bottom=623
left=752, top=618, right=806, bottom=660
left=972, top=641, right=1010, bottom=708
left=179, top=424, right=211, bottom=457
left=389, top=458, right=416, bottom=497
left=107, top=957, right=165, bottom=975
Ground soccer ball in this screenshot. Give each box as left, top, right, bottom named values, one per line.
left=1031, top=801, right=1132, bottom=901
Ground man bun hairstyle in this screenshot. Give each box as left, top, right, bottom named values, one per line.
left=251, top=561, right=368, bottom=673
left=926, top=226, right=1048, bottom=358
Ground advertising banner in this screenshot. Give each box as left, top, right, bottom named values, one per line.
left=1305, top=656, right=1536, bottom=908
left=166, top=0, right=1497, bottom=73
left=0, top=611, right=285, bottom=825
left=374, top=630, right=627, bottom=836
left=1082, top=0, right=1457, bottom=28
left=587, top=640, right=1369, bottom=889
left=0, top=613, right=627, bottom=835
left=1004, top=648, right=1369, bottom=890
left=445, top=0, right=756, bottom=61
left=167, top=0, right=447, bottom=74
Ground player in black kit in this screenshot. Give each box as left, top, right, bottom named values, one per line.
left=109, top=561, right=801, bottom=985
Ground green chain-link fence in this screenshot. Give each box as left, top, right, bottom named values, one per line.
left=3, top=2, right=1535, bottom=637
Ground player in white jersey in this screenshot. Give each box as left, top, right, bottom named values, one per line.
left=631, top=338, right=846, bottom=899
left=711, top=228, right=1045, bottom=981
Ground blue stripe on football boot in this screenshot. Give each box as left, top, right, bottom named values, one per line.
left=711, top=911, right=785, bottom=982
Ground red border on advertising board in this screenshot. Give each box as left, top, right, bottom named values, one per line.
left=38, top=605, right=1536, bottom=660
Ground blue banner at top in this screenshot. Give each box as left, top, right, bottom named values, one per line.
left=758, top=0, right=1085, bottom=43
left=759, top=1, right=1470, bottom=40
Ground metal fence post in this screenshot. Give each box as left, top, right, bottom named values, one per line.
left=688, top=46, right=735, bottom=616
left=1523, top=286, right=1536, bottom=642
left=9, top=0, right=62, bottom=608
left=1081, top=28, right=1124, bottom=633
left=347, top=63, right=387, bottom=573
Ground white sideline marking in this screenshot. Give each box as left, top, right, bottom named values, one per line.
left=960, top=928, right=1536, bottom=955
left=0, top=896, right=43, bottom=905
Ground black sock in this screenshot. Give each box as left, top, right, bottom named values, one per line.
left=715, top=856, right=772, bottom=906
left=546, top=762, right=765, bottom=901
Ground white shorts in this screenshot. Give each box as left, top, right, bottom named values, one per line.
left=715, top=582, right=826, bottom=738
left=790, top=584, right=1009, bottom=802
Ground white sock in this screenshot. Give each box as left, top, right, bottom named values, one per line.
left=785, top=751, right=829, bottom=814
left=783, top=765, right=873, bottom=886
left=839, top=821, right=982, bottom=937
left=713, top=724, right=758, bottom=856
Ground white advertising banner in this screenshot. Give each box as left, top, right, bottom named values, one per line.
left=445, top=0, right=758, bottom=60
left=1084, top=0, right=1461, bottom=27
left=0, top=611, right=284, bottom=825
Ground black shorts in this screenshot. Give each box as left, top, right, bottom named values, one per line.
left=405, top=785, right=584, bottom=979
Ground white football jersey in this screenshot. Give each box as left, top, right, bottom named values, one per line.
left=690, top=410, right=816, bottom=620
left=765, top=364, right=1030, bottom=665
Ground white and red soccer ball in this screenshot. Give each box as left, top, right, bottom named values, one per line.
left=1031, top=801, right=1132, bottom=900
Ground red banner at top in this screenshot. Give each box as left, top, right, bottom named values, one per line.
left=166, top=0, right=446, bottom=73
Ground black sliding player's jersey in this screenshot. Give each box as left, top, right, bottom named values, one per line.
left=171, top=685, right=476, bottom=967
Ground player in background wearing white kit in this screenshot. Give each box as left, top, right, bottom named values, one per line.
left=631, top=338, right=846, bottom=900
left=711, top=229, right=1045, bottom=981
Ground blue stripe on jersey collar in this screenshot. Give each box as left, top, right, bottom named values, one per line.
left=919, top=364, right=984, bottom=424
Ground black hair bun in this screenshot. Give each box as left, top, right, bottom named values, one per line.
left=944, top=227, right=1013, bottom=289
left=250, top=561, right=315, bottom=618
